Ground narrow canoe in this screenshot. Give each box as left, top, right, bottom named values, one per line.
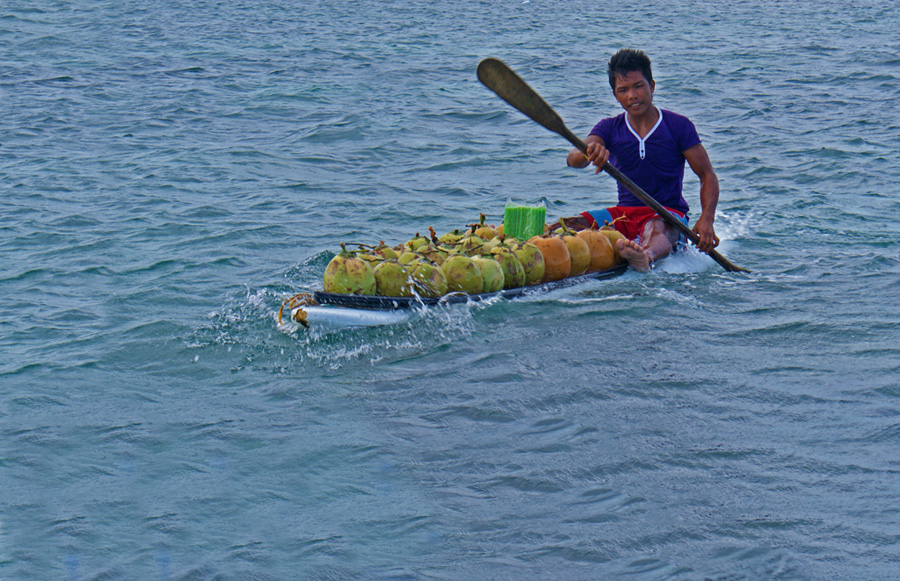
left=282, top=264, right=628, bottom=331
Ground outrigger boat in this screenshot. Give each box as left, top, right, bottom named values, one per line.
left=279, top=263, right=628, bottom=331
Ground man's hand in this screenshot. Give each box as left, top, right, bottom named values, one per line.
left=692, top=214, right=719, bottom=254
left=567, top=135, right=608, bottom=171
left=583, top=141, right=610, bottom=174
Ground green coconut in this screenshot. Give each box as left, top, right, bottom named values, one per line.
left=510, top=241, right=545, bottom=285
left=409, top=260, right=448, bottom=298
left=372, top=241, right=399, bottom=260
left=406, top=232, right=429, bottom=251
left=456, top=232, right=486, bottom=256
left=472, top=254, right=504, bottom=293
left=417, top=244, right=447, bottom=266
left=323, top=244, right=377, bottom=295
left=490, top=246, right=526, bottom=289
left=441, top=254, right=483, bottom=295
left=356, top=252, right=382, bottom=266
left=398, top=251, right=419, bottom=265
left=439, top=228, right=466, bottom=245
left=374, top=259, right=413, bottom=297
left=481, top=236, right=502, bottom=254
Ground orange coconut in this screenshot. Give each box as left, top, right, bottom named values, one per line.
left=528, top=235, right=570, bottom=282
left=576, top=227, right=616, bottom=272
left=556, top=220, right=591, bottom=276
left=598, top=227, right=626, bottom=265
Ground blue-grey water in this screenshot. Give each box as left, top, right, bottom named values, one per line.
left=2, top=1, right=899, bottom=579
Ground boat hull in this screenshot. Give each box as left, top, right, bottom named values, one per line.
left=312, top=263, right=627, bottom=311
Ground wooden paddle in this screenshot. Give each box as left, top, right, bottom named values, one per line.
left=476, top=57, right=750, bottom=274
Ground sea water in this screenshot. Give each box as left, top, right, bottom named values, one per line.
left=2, top=0, right=899, bottom=578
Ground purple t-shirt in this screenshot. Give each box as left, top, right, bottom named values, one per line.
left=589, top=109, right=701, bottom=214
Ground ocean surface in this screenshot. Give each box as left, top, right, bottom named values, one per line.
left=2, top=0, right=899, bottom=579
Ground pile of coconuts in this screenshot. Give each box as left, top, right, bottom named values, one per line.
left=322, top=214, right=628, bottom=298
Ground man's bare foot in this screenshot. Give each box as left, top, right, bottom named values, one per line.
left=616, top=238, right=652, bottom=272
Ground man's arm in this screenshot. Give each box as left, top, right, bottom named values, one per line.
left=684, top=143, right=720, bottom=253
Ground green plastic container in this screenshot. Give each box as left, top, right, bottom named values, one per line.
left=503, top=203, right=546, bottom=241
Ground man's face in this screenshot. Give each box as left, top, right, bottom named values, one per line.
left=613, top=71, right=655, bottom=117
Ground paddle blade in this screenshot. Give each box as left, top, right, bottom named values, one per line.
left=477, top=58, right=585, bottom=152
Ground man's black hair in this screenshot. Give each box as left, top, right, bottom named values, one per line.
left=608, top=49, right=653, bottom=91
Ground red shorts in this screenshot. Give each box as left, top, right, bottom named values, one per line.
left=581, top=206, right=688, bottom=241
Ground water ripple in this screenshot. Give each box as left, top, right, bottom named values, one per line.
left=3, top=0, right=900, bottom=578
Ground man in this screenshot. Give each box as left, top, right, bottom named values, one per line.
left=564, top=49, right=720, bottom=271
